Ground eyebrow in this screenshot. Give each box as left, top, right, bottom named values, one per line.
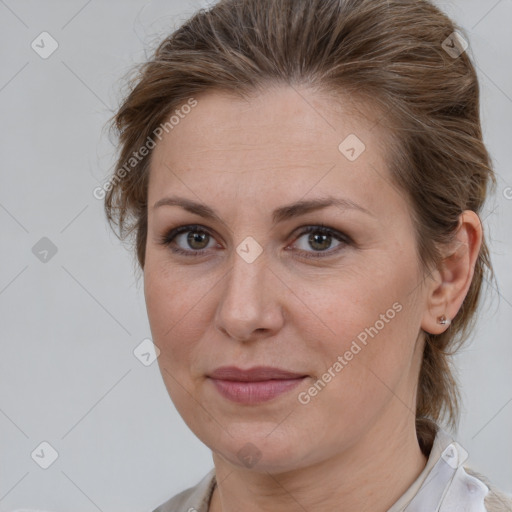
left=152, top=195, right=374, bottom=224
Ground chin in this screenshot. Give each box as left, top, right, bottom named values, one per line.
left=204, top=425, right=312, bottom=473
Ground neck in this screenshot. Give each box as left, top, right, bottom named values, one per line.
left=209, top=415, right=428, bottom=512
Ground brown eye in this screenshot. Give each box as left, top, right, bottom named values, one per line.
left=291, top=226, right=352, bottom=259
left=185, top=230, right=210, bottom=250
left=159, top=224, right=218, bottom=256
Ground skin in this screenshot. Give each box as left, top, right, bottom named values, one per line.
left=143, top=85, right=482, bottom=512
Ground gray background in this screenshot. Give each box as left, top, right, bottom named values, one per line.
left=0, top=0, right=511, bottom=510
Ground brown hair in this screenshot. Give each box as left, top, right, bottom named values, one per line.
left=104, top=0, right=496, bottom=448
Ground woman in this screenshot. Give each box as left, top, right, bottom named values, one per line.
left=104, top=0, right=512, bottom=510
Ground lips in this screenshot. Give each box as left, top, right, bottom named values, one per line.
left=208, top=366, right=308, bottom=404
left=209, top=366, right=307, bottom=381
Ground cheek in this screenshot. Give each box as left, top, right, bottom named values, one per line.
left=144, top=265, right=204, bottom=417
left=298, top=267, right=402, bottom=343
left=144, top=261, right=198, bottom=364
left=298, top=259, right=420, bottom=393
left=144, top=252, right=201, bottom=330
left=296, top=308, right=416, bottom=448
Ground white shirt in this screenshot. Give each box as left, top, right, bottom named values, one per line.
left=388, top=427, right=489, bottom=511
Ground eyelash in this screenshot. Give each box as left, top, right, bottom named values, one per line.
left=158, top=224, right=353, bottom=259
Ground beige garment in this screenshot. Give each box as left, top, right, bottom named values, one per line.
left=152, top=468, right=216, bottom=512
left=151, top=428, right=512, bottom=512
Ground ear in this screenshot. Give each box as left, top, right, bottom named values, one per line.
left=421, top=210, right=483, bottom=335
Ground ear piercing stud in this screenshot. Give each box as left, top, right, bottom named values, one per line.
left=437, top=315, right=451, bottom=326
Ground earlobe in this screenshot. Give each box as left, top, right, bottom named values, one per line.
left=421, top=211, right=483, bottom=335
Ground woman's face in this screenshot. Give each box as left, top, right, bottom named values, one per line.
left=144, top=85, right=429, bottom=471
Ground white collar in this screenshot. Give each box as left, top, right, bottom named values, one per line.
left=388, top=427, right=489, bottom=511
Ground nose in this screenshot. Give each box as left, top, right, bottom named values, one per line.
left=214, top=249, right=284, bottom=342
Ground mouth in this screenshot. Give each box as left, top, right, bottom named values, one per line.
left=207, top=366, right=308, bottom=404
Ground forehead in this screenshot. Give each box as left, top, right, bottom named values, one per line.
left=148, top=85, right=400, bottom=214
left=153, top=85, right=386, bottom=157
